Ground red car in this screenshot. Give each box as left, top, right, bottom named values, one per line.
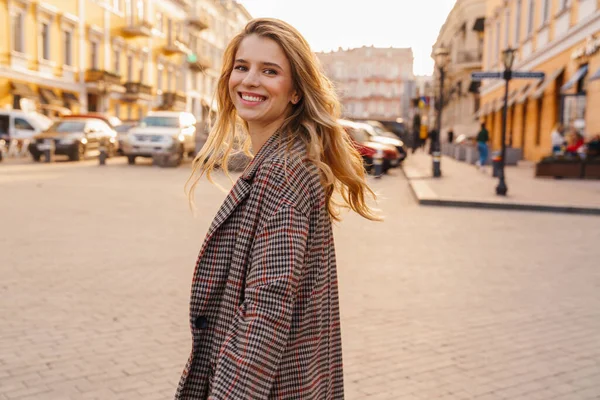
left=339, top=119, right=400, bottom=173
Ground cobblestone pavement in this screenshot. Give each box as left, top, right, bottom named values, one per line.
left=1, top=157, right=599, bottom=400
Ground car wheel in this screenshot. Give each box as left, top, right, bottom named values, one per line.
left=127, top=155, right=136, bottom=165
left=31, top=152, right=42, bottom=162
left=70, top=143, right=84, bottom=161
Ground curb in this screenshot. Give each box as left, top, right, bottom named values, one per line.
left=404, top=170, right=600, bottom=216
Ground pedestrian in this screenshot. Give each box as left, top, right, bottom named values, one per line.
left=412, top=113, right=421, bottom=153
left=550, top=123, right=565, bottom=154
left=447, top=129, right=454, bottom=144
left=176, top=18, right=380, bottom=400
left=476, top=122, right=489, bottom=170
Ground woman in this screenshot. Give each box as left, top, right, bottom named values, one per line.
left=176, top=18, right=380, bottom=399
left=550, top=123, right=565, bottom=154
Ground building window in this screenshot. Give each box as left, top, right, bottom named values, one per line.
left=155, top=11, right=163, bottom=32
left=114, top=49, right=121, bottom=75
left=504, top=9, right=510, bottom=48
left=495, top=20, right=501, bottom=65
left=64, top=30, right=73, bottom=66
left=167, top=18, right=172, bottom=43
left=527, top=0, right=535, bottom=36
left=136, top=0, right=144, bottom=22
left=157, top=64, right=163, bottom=92
left=124, top=0, right=132, bottom=17
left=41, top=23, right=51, bottom=60
left=535, top=97, right=543, bottom=145
left=90, top=41, right=99, bottom=69
left=541, top=0, right=550, bottom=25
left=514, top=0, right=522, bottom=45
left=127, top=54, right=133, bottom=81
left=139, top=56, right=145, bottom=83
left=12, top=10, right=25, bottom=53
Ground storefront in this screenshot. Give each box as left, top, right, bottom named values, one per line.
left=562, top=35, right=600, bottom=135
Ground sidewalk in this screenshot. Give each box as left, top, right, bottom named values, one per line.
left=403, top=150, right=600, bottom=215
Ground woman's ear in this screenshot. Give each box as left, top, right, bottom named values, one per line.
left=291, top=90, right=301, bottom=105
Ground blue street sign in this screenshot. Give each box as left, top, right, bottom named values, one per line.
left=471, top=72, right=503, bottom=80
left=512, top=71, right=545, bottom=79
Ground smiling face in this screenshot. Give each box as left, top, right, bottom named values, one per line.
left=228, top=34, right=299, bottom=133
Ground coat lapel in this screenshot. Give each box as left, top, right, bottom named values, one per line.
left=202, top=131, right=282, bottom=242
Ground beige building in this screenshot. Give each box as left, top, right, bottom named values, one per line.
left=316, top=46, right=414, bottom=121
left=0, top=0, right=250, bottom=123
left=480, top=0, right=600, bottom=161
left=432, top=0, right=487, bottom=140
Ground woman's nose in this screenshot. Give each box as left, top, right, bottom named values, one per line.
left=242, top=69, right=260, bottom=87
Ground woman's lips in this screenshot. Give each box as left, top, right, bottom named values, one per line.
left=239, top=92, right=267, bottom=105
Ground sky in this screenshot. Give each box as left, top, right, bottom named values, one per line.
left=238, top=0, right=457, bottom=76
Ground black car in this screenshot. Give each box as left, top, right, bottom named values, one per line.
left=28, top=116, right=118, bottom=161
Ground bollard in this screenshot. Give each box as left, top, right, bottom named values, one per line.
left=98, top=139, right=107, bottom=166
left=373, top=148, right=384, bottom=179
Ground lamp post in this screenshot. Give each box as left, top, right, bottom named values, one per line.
left=433, top=47, right=450, bottom=178
left=496, top=47, right=516, bottom=196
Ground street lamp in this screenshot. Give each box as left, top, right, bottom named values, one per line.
left=496, top=47, right=516, bottom=196
left=433, top=47, right=450, bottom=178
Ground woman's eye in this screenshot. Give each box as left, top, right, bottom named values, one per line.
left=234, top=65, right=247, bottom=71
left=264, top=69, right=277, bottom=75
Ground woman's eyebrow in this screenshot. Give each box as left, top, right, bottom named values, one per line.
left=234, top=59, right=282, bottom=70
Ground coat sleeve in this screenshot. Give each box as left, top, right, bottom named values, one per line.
left=209, top=205, right=310, bottom=399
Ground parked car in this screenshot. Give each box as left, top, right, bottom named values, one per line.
left=0, top=109, right=53, bottom=144
left=354, top=121, right=407, bottom=163
left=122, top=111, right=196, bottom=165
left=339, top=119, right=400, bottom=173
left=114, top=120, right=138, bottom=154
left=28, top=115, right=118, bottom=161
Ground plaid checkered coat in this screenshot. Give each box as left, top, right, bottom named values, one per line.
left=175, top=132, right=345, bottom=399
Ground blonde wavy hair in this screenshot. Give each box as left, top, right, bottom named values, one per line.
left=185, top=18, right=380, bottom=221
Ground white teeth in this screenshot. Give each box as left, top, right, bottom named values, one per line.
left=241, top=94, right=265, bottom=102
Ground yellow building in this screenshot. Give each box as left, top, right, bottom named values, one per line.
left=480, top=0, right=600, bottom=161
left=1, top=0, right=250, bottom=123
left=0, top=0, right=84, bottom=117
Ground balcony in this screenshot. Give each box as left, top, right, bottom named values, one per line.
left=163, top=38, right=191, bottom=56
left=186, top=53, right=211, bottom=72
left=160, top=92, right=187, bottom=110
left=187, top=13, right=210, bottom=31
left=85, top=69, right=122, bottom=86
left=455, top=50, right=483, bottom=67
left=123, top=82, right=153, bottom=101
left=122, top=20, right=152, bottom=38
left=171, top=0, right=191, bottom=9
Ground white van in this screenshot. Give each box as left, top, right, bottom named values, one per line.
left=0, top=109, right=53, bottom=141
left=122, top=111, right=197, bottom=165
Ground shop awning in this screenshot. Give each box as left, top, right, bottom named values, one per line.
left=494, top=99, right=506, bottom=112
left=516, top=83, right=538, bottom=104
left=62, top=92, right=80, bottom=107
left=39, top=88, right=63, bottom=106
left=589, top=66, right=600, bottom=82
left=474, top=105, right=485, bottom=119
left=10, top=82, right=38, bottom=99
left=532, top=67, right=565, bottom=99
left=507, top=90, right=519, bottom=106
left=561, top=64, right=589, bottom=93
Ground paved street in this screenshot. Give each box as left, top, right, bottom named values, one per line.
left=1, top=157, right=600, bottom=400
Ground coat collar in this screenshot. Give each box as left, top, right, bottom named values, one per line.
left=241, top=130, right=282, bottom=182
left=203, top=130, right=282, bottom=242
